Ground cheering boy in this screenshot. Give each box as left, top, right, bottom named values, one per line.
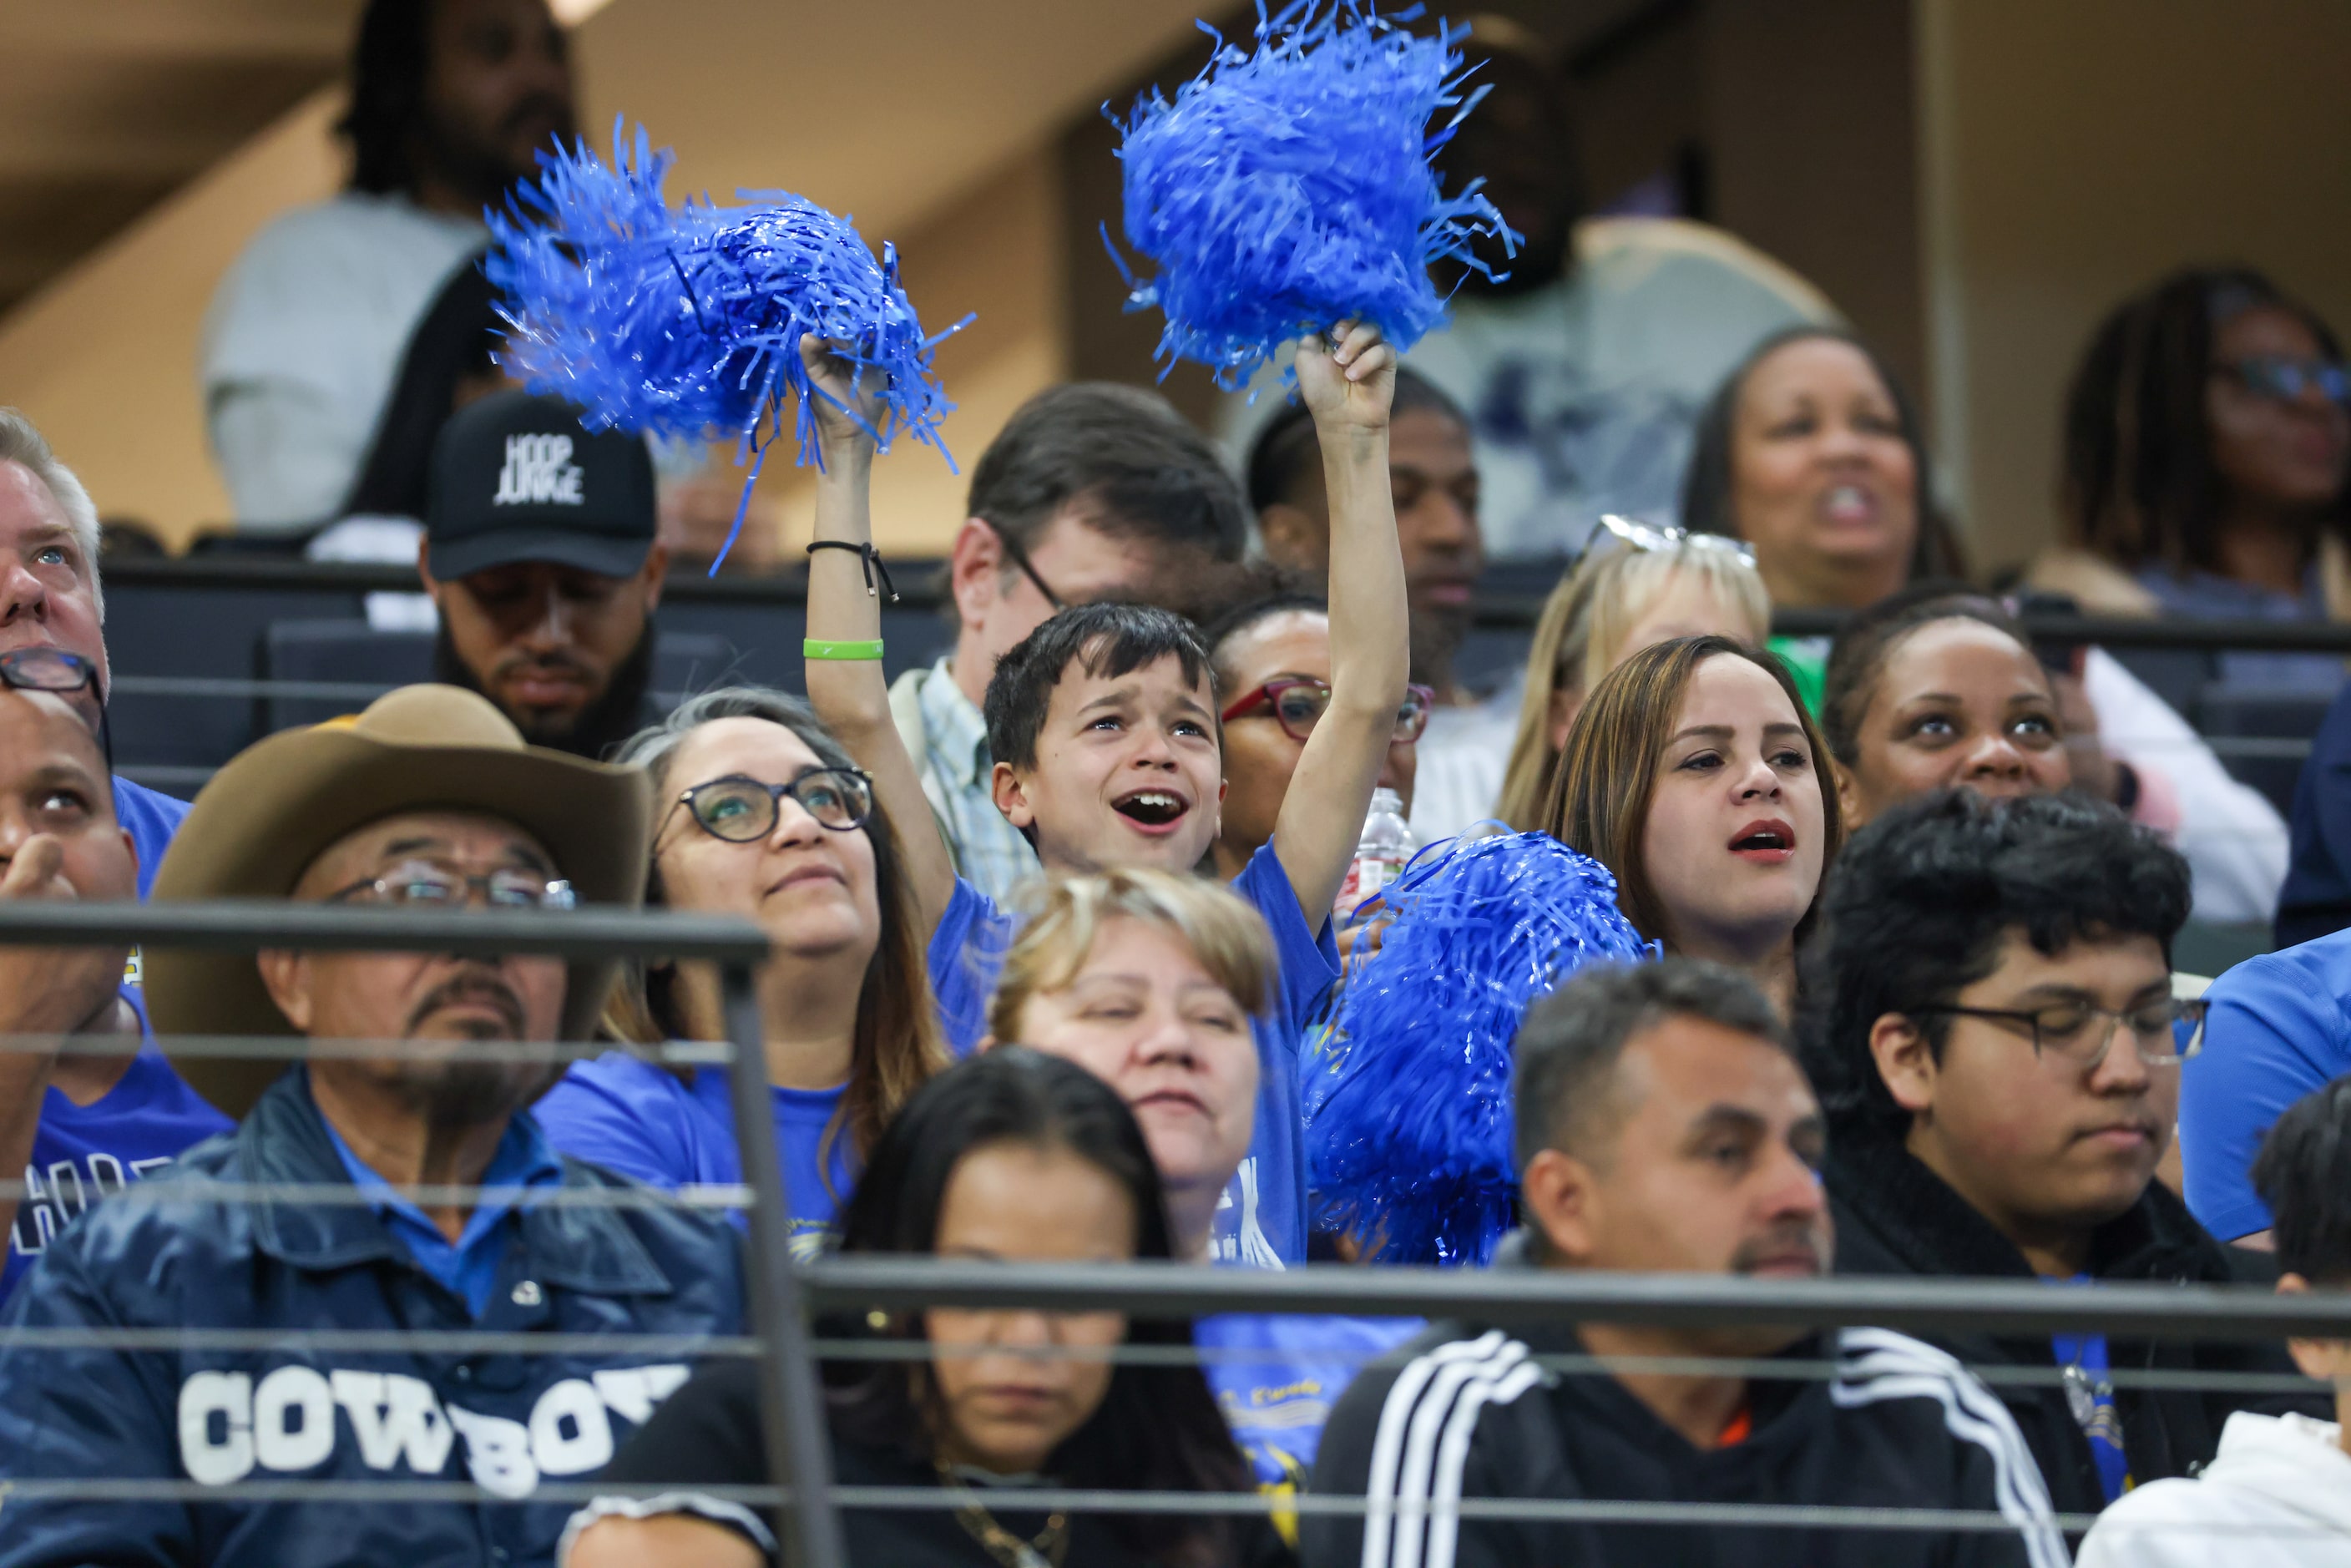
left=800, top=326, right=1409, bottom=1266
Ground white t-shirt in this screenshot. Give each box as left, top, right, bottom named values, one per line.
left=1408, top=674, right=1524, bottom=845
left=202, top=192, right=488, bottom=532
left=2076, top=1411, right=2351, bottom=1568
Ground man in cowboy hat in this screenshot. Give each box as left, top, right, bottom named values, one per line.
left=0, top=685, right=746, bottom=1568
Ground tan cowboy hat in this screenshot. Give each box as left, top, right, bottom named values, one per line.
left=145, top=684, right=653, bottom=1119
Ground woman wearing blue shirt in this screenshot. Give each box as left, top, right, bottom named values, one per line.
left=534, top=687, right=948, bottom=1256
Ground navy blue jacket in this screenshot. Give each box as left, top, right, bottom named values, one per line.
left=0, top=1073, right=746, bottom=1568
left=2279, top=681, right=2351, bottom=948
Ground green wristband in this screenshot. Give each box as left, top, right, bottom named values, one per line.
left=805, top=638, right=885, bottom=661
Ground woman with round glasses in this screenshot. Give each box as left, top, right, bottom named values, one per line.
left=2033, top=266, right=2351, bottom=695
left=1204, top=592, right=1426, bottom=893
left=534, top=686, right=948, bottom=1253
left=1494, top=517, right=1771, bottom=829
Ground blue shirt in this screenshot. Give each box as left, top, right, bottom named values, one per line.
left=1196, top=1310, right=1423, bottom=1487
left=2278, top=680, right=2351, bottom=948
left=318, top=1080, right=567, bottom=1318
left=930, top=841, right=1342, bottom=1267
left=3, top=999, right=231, bottom=1304
left=2050, top=1276, right=2131, bottom=1504
left=533, top=1053, right=855, bottom=1262
left=2181, top=930, right=2351, bottom=1241
left=2136, top=561, right=2347, bottom=695
left=110, top=776, right=189, bottom=901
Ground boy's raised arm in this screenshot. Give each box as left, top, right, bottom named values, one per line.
left=1272, top=321, right=1409, bottom=928
left=798, top=336, right=959, bottom=933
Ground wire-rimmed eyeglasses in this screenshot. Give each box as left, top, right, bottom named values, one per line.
left=1909, top=996, right=2208, bottom=1070
left=666, top=770, right=877, bottom=844
left=1580, top=513, right=1757, bottom=567
left=983, top=518, right=1065, bottom=612
left=327, top=860, right=577, bottom=912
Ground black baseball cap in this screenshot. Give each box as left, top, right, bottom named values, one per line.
left=425, top=390, right=657, bottom=579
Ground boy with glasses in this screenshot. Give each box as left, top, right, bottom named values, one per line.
left=1802, top=787, right=2313, bottom=1516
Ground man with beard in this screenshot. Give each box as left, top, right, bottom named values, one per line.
left=1237, top=20, right=1835, bottom=560
left=419, top=390, right=667, bottom=761
left=1246, top=368, right=1502, bottom=840
left=1308, top=959, right=2065, bottom=1568
left=0, top=684, right=742, bottom=1568
left=204, top=0, right=577, bottom=533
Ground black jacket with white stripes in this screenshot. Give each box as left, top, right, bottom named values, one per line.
left=1304, top=1302, right=2067, bottom=1568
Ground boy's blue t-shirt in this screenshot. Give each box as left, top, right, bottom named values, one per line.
left=3, top=998, right=233, bottom=1304
left=2179, top=930, right=2351, bottom=1242
left=928, top=840, right=1342, bottom=1267
left=533, top=1053, right=855, bottom=1262
left=1195, top=1310, right=1423, bottom=1487
left=110, top=776, right=190, bottom=901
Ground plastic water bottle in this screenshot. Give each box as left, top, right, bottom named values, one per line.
left=1335, top=787, right=1416, bottom=923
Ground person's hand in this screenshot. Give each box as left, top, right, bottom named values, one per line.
left=2049, top=667, right=2121, bottom=806
left=1294, top=320, right=1396, bottom=437
left=1337, top=908, right=1393, bottom=980
left=797, top=335, right=885, bottom=460
left=0, top=835, right=125, bottom=1039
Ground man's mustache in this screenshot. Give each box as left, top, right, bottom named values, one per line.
left=1729, top=1222, right=1827, bottom=1278
left=406, top=971, right=528, bottom=1038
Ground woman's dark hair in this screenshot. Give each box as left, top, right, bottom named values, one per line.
left=1800, top=789, right=2192, bottom=1139
left=609, top=688, right=947, bottom=1177
left=2252, top=1074, right=2351, bottom=1286
left=1819, top=580, right=2040, bottom=769
left=339, top=0, right=436, bottom=197
left=1201, top=589, right=1329, bottom=688
left=2060, top=265, right=2351, bottom=574
left=1681, top=326, right=1966, bottom=583
left=830, top=1048, right=1252, bottom=1568
left=1545, top=635, right=1843, bottom=948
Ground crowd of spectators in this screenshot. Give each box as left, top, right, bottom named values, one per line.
left=3, top=0, right=2351, bottom=1565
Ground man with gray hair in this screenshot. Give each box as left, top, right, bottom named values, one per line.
left=1307, top=959, right=2065, bottom=1568
left=0, top=407, right=186, bottom=895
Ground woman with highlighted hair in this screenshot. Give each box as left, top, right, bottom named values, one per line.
left=1495, top=518, right=1771, bottom=830
left=1546, top=636, right=1840, bottom=1016
left=533, top=686, right=948, bottom=1258
left=564, top=1048, right=1285, bottom=1568
left=981, top=868, right=1418, bottom=1503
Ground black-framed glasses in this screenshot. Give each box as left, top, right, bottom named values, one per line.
left=0, top=646, right=110, bottom=766
left=1909, top=996, right=2208, bottom=1069
left=1580, top=513, right=1757, bottom=567
left=328, top=859, right=576, bottom=912
left=669, top=770, right=875, bottom=843
left=1221, top=676, right=1438, bottom=746
left=983, top=518, right=1065, bottom=611
left=2221, top=355, right=2351, bottom=407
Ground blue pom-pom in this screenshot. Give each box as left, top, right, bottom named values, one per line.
left=1106, top=1, right=1517, bottom=390
left=486, top=119, right=970, bottom=571
left=1304, top=831, right=1652, bottom=1266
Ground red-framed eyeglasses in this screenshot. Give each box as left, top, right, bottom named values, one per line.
left=1220, top=678, right=1436, bottom=746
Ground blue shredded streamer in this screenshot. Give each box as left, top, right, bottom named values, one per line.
left=1305, top=830, right=1653, bottom=1267
left=486, top=119, right=971, bottom=572
left=1105, top=0, right=1517, bottom=390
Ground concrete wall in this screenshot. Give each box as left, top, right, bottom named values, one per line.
left=1917, top=0, right=2351, bottom=573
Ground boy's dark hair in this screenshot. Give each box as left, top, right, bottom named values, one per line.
left=966, top=383, right=1247, bottom=570
left=1801, top=789, right=2193, bottom=1138
left=984, top=602, right=1217, bottom=772
left=1514, top=959, right=1793, bottom=1172
left=1820, top=580, right=2036, bottom=768
left=829, top=1047, right=1251, bottom=1566
left=1245, top=366, right=1469, bottom=513
left=2252, top=1075, right=2351, bottom=1286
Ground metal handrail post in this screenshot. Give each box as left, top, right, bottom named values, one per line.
left=720, top=960, right=846, bottom=1568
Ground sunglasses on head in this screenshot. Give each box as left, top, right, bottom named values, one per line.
left=0, top=647, right=110, bottom=766
left=1580, top=513, right=1757, bottom=567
